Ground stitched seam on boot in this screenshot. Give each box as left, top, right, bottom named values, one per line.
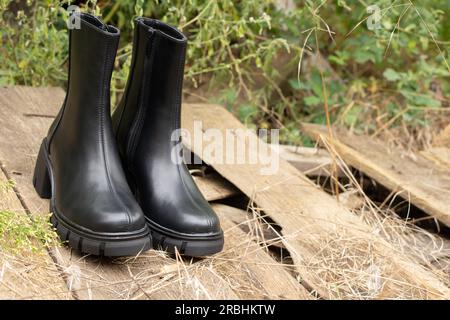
left=47, top=29, right=73, bottom=152
left=172, top=42, right=185, bottom=134
left=126, top=33, right=157, bottom=169
left=100, top=37, right=132, bottom=228
left=173, top=43, right=214, bottom=232
left=114, top=20, right=140, bottom=141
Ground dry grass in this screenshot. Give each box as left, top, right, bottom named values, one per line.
left=0, top=249, right=70, bottom=299
left=1, top=143, right=449, bottom=300
left=269, top=135, right=450, bottom=299
left=241, top=206, right=450, bottom=299
left=1, top=187, right=449, bottom=300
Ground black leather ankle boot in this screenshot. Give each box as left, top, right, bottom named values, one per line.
left=112, top=18, right=224, bottom=256
left=33, top=13, right=151, bottom=256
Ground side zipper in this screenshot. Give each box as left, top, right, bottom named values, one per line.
left=126, top=31, right=156, bottom=169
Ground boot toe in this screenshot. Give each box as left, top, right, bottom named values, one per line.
left=61, top=205, right=146, bottom=234
left=177, top=207, right=222, bottom=236
left=125, top=206, right=147, bottom=232
left=84, top=210, right=144, bottom=234
left=103, top=207, right=146, bottom=234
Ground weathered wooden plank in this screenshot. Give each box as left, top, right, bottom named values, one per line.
left=0, top=86, right=149, bottom=299
left=338, top=190, right=365, bottom=211
left=421, top=147, right=450, bottom=171
left=0, top=86, right=306, bottom=300
left=106, top=250, right=240, bottom=300
left=0, top=167, right=70, bottom=299
left=302, top=123, right=450, bottom=227
left=3, top=86, right=449, bottom=299
left=213, top=204, right=311, bottom=299
left=213, top=203, right=285, bottom=249
left=276, top=145, right=344, bottom=177
left=182, top=103, right=450, bottom=299
left=0, top=86, right=241, bottom=300
left=132, top=205, right=312, bottom=300
left=193, top=172, right=240, bottom=201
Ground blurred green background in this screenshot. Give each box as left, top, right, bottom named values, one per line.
left=0, top=0, right=448, bottom=146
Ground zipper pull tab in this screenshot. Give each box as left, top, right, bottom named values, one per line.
left=146, top=29, right=155, bottom=57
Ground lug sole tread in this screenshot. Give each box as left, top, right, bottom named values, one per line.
left=33, top=139, right=152, bottom=257
left=51, top=214, right=151, bottom=257
left=150, top=227, right=224, bottom=257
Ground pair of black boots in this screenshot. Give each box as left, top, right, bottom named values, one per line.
left=33, top=13, right=223, bottom=257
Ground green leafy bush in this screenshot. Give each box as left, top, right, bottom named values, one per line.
left=1, top=0, right=448, bottom=145
left=0, top=180, right=58, bottom=253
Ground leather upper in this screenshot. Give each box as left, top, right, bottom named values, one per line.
left=47, top=13, right=146, bottom=234
left=113, top=18, right=222, bottom=236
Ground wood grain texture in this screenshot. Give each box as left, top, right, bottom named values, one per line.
left=0, top=167, right=70, bottom=299
left=193, top=173, right=240, bottom=201
left=213, top=203, right=285, bottom=249
left=276, top=145, right=344, bottom=177
left=213, top=204, right=311, bottom=299
left=302, top=123, right=450, bottom=227
left=0, top=86, right=239, bottom=299
left=181, top=103, right=450, bottom=299
left=421, top=147, right=450, bottom=171
left=0, top=86, right=309, bottom=300
left=0, top=86, right=151, bottom=299
left=1, top=86, right=449, bottom=299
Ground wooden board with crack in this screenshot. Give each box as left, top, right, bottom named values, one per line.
left=0, top=86, right=309, bottom=299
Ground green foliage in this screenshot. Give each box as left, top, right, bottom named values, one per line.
left=0, top=180, right=59, bottom=253
left=0, top=0, right=68, bottom=86
left=0, top=210, right=58, bottom=254
left=0, top=0, right=448, bottom=144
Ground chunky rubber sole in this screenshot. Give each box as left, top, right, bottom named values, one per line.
left=33, top=139, right=152, bottom=257
left=146, top=219, right=224, bottom=256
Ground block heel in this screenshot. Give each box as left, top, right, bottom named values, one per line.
left=33, top=140, right=51, bottom=199
left=32, top=139, right=152, bottom=257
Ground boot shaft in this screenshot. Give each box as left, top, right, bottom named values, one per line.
left=66, top=14, right=119, bottom=113
left=45, top=13, right=138, bottom=227
left=34, top=13, right=150, bottom=251
left=111, top=19, right=223, bottom=255
left=113, top=18, right=187, bottom=162
left=48, top=13, right=120, bottom=149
